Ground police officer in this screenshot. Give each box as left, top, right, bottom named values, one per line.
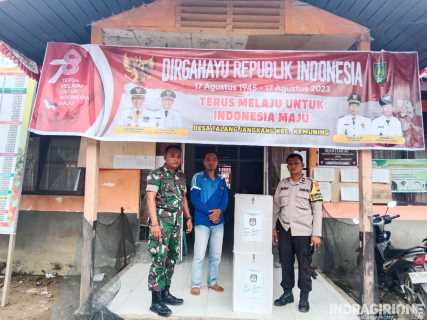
left=146, top=145, right=193, bottom=317
left=336, top=93, right=371, bottom=137
left=372, top=95, right=403, bottom=137
left=121, top=86, right=146, bottom=127
left=161, top=89, right=183, bottom=129
left=272, top=153, right=323, bottom=313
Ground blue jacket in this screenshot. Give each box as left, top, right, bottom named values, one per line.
left=190, top=171, right=229, bottom=226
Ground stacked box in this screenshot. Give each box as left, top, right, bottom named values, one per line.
left=233, top=194, right=273, bottom=315
left=233, top=194, right=273, bottom=254
left=233, top=252, right=273, bottom=315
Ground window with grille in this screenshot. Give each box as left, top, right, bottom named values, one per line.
left=23, top=135, right=85, bottom=195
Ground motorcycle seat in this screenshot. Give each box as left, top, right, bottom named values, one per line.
left=384, top=246, right=425, bottom=259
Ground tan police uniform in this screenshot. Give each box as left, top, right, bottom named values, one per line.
left=273, top=176, right=323, bottom=294
left=273, top=176, right=323, bottom=236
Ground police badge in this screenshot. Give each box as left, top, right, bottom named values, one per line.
left=373, top=59, right=388, bottom=84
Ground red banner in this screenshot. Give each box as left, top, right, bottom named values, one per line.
left=31, top=43, right=424, bottom=150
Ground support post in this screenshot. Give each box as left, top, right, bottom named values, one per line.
left=357, top=34, right=376, bottom=311
left=263, top=146, right=269, bottom=195
left=358, top=150, right=375, bottom=308
left=308, top=148, right=317, bottom=177
left=79, top=138, right=100, bottom=307
left=1, top=234, right=16, bottom=307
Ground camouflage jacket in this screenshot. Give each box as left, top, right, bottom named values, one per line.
left=146, top=165, right=187, bottom=219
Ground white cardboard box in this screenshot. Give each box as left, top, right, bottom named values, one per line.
left=233, top=252, right=273, bottom=315
left=233, top=194, right=273, bottom=254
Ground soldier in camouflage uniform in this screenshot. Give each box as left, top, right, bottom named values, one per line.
left=146, top=145, right=193, bottom=317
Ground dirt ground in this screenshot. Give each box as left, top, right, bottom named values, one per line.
left=0, top=274, right=61, bottom=320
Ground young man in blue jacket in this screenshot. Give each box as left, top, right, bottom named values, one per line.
left=190, top=150, right=228, bottom=295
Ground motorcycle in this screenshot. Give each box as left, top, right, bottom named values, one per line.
left=369, top=201, right=427, bottom=317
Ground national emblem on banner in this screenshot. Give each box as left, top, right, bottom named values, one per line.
left=373, top=59, right=388, bottom=84
left=123, top=54, right=155, bottom=84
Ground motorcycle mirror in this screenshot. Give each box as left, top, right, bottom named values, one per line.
left=387, top=200, right=397, bottom=208
left=352, top=217, right=359, bottom=225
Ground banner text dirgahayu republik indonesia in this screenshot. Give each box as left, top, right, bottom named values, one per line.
left=161, top=58, right=363, bottom=86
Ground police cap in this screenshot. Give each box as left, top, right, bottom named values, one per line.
left=130, top=86, right=146, bottom=97
left=379, top=95, right=393, bottom=106
left=160, top=89, right=176, bottom=99
left=347, top=93, right=361, bottom=105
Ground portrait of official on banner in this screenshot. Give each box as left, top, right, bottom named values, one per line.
left=30, top=43, right=424, bottom=150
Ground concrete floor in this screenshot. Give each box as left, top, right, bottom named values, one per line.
left=108, top=253, right=358, bottom=320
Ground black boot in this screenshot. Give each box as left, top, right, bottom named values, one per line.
left=162, top=286, right=184, bottom=305
left=298, top=291, right=310, bottom=313
left=274, top=290, right=294, bottom=306
left=150, top=291, right=172, bottom=317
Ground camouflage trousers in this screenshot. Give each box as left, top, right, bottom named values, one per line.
left=147, top=218, right=181, bottom=292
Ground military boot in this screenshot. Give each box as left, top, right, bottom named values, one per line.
left=162, top=286, right=184, bottom=305
left=298, top=291, right=310, bottom=313
left=274, top=290, right=294, bottom=306
left=150, top=291, right=172, bottom=317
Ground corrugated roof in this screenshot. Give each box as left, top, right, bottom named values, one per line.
left=304, top=0, right=427, bottom=66
left=0, top=0, right=426, bottom=67
left=0, top=0, right=149, bottom=63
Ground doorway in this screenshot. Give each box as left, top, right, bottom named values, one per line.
left=185, top=144, right=264, bottom=253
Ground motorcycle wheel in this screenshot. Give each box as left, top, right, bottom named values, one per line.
left=403, top=272, right=418, bottom=305
left=422, top=291, right=427, bottom=320
left=403, top=273, right=427, bottom=320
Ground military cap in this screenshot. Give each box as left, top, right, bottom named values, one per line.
left=130, top=86, right=146, bottom=96
left=379, top=95, right=393, bottom=106
left=347, top=93, right=361, bottom=105
left=160, top=89, right=176, bottom=99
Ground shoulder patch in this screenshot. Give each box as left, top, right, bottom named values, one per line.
left=309, top=180, right=323, bottom=202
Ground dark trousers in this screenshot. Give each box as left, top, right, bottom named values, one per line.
left=277, top=223, right=312, bottom=293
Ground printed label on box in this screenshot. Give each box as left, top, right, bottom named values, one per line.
left=243, top=269, right=264, bottom=298
left=242, top=212, right=263, bottom=242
